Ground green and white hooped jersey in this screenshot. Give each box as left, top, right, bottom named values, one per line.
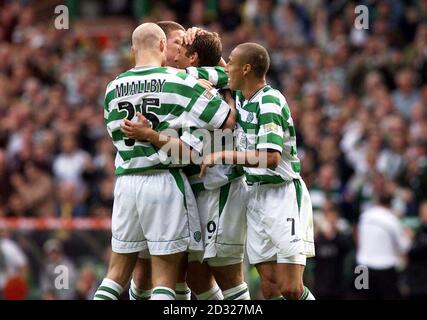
left=104, top=66, right=231, bottom=176
left=186, top=66, right=229, bottom=89
left=235, top=85, right=301, bottom=184
left=184, top=66, right=244, bottom=191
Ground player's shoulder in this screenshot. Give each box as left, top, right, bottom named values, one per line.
left=258, top=85, right=287, bottom=106
left=108, top=66, right=195, bottom=87
left=161, top=66, right=199, bottom=86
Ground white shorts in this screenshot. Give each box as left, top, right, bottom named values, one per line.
left=196, top=178, right=247, bottom=264
left=111, top=169, right=204, bottom=255
left=246, top=178, right=315, bottom=265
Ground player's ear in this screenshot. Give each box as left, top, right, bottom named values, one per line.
left=242, top=64, right=252, bottom=76
left=190, top=52, right=198, bottom=65
left=159, top=38, right=166, bottom=53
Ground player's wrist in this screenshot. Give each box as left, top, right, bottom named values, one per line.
left=146, top=129, right=159, bottom=143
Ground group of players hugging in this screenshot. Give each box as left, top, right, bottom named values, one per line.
left=94, top=21, right=315, bottom=301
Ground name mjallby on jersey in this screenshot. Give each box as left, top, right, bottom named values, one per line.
left=116, top=79, right=166, bottom=97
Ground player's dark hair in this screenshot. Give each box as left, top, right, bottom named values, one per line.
left=184, top=32, right=222, bottom=67
left=235, top=42, right=270, bottom=78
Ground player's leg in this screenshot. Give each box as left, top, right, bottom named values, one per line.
left=95, top=175, right=146, bottom=300
left=186, top=259, right=222, bottom=300
left=94, top=252, right=138, bottom=300
left=285, top=179, right=316, bottom=300
left=276, top=260, right=315, bottom=300
left=151, top=252, right=186, bottom=300
left=186, top=182, right=224, bottom=300
left=274, top=179, right=315, bottom=300
left=254, top=261, right=282, bottom=299
left=129, top=254, right=152, bottom=300
left=209, top=260, right=250, bottom=300
left=246, top=183, right=283, bottom=299
left=138, top=169, right=204, bottom=300
left=246, top=181, right=313, bottom=300
left=130, top=251, right=190, bottom=300
left=175, top=252, right=191, bottom=300
left=202, top=179, right=248, bottom=299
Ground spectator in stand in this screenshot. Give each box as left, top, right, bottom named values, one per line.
left=356, top=187, right=412, bottom=299
left=0, top=230, right=29, bottom=299
left=10, top=161, right=55, bottom=217
left=53, top=134, right=94, bottom=199
left=309, top=163, right=343, bottom=215
left=73, top=266, right=98, bottom=300
left=313, top=201, right=352, bottom=300
left=392, top=69, right=420, bottom=119
left=55, top=182, right=88, bottom=218
left=0, top=149, right=12, bottom=207
left=40, top=239, right=77, bottom=300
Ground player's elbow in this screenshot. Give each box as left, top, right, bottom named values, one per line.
left=267, top=151, right=281, bottom=169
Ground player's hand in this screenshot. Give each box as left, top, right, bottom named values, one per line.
left=197, top=78, right=213, bottom=90
left=183, top=27, right=206, bottom=46
left=199, top=152, right=222, bottom=177
left=120, top=112, right=152, bottom=141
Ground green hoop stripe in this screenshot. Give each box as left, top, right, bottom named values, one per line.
left=98, top=286, right=120, bottom=298
left=224, top=288, right=248, bottom=300
left=94, top=293, right=113, bottom=300
left=218, top=183, right=231, bottom=217
left=152, top=288, right=176, bottom=299
left=300, top=287, right=309, bottom=300
left=293, top=179, right=302, bottom=213
left=130, top=290, right=150, bottom=300
left=246, top=174, right=285, bottom=185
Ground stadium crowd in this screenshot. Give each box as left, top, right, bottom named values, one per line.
left=0, top=0, right=427, bottom=299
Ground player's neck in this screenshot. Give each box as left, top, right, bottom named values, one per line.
left=134, top=54, right=162, bottom=68
left=242, top=79, right=267, bottom=101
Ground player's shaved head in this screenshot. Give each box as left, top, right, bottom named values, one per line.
left=234, top=43, right=270, bottom=78
left=132, top=22, right=167, bottom=52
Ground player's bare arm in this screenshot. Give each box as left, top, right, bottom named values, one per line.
left=120, top=112, right=196, bottom=163
left=199, top=149, right=281, bottom=177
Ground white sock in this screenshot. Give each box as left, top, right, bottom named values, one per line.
left=151, top=286, right=176, bottom=300
left=94, top=278, right=123, bottom=300
left=129, top=279, right=151, bottom=300
left=300, top=286, right=315, bottom=300
left=223, top=282, right=250, bottom=300
left=196, top=284, right=224, bottom=300
left=175, top=282, right=191, bottom=300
